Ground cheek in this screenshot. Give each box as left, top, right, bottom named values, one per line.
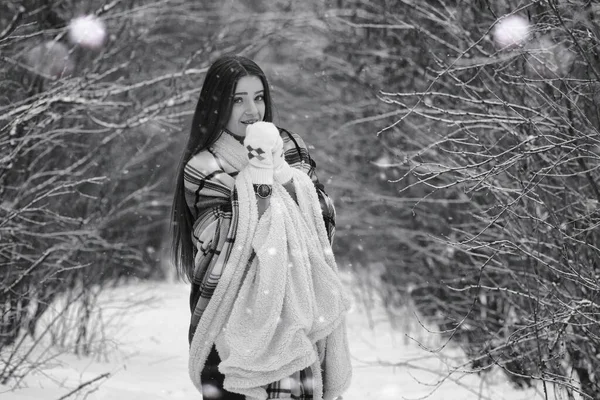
left=228, top=106, right=242, bottom=125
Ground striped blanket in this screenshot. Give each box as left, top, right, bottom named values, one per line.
left=184, top=129, right=349, bottom=399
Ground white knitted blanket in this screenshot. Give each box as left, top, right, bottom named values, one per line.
left=188, top=148, right=352, bottom=400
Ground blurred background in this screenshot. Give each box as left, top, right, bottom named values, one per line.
left=1, top=0, right=600, bottom=398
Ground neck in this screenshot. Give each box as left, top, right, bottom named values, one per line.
left=224, top=128, right=245, bottom=144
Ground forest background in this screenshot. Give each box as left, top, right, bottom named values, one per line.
left=1, top=0, right=600, bottom=399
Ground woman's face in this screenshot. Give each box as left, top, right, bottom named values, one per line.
left=225, top=75, right=266, bottom=138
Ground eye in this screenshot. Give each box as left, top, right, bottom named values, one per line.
left=255, top=94, right=264, bottom=102
left=233, top=97, right=243, bottom=104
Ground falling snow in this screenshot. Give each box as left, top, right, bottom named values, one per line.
left=493, top=15, right=530, bottom=49
left=24, top=41, right=74, bottom=79
left=68, top=15, right=107, bottom=50
left=202, top=383, right=221, bottom=398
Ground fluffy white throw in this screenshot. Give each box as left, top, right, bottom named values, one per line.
left=188, top=137, right=352, bottom=400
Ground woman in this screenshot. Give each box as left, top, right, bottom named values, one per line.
left=171, top=54, right=352, bottom=400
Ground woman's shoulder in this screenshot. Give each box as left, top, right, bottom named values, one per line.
left=278, top=127, right=309, bottom=151
left=185, top=149, right=221, bottom=176
left=277, top=127, right=312, bottom=170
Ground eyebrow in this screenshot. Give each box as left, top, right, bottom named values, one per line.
left=234, top=90, right=265, bottom=95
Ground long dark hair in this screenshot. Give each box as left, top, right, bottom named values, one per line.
left=171, top=54, right=273, bottom=282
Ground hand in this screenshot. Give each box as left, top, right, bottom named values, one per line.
left=272, top=134, right=293, bottom=184
left=244, top=122, right=280, bottom=168
left=244, top=122, right=280, bottom=184
left=271, top=134, right=285, bottom=170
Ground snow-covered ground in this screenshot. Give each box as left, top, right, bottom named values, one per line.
left=1, top=275, right=548, bottom=400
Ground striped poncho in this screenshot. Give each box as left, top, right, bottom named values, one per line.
left=184, top=128, right=348, bottom=399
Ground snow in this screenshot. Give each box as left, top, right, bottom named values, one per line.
left=493, top=15, right=530, bottom=50
left=1, top=275, right=547, bottom=399
left=24, top=41, right=74, bottom=79
left=68, top=15, right=107, bottom=50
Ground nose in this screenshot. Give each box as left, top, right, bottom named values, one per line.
left=244, top=100, right=258, bottom=116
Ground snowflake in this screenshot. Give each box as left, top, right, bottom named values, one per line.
left=68, top=15, right=107, bottom=50
left=202, top=383, right=222, bottom=398
left=493, top=15, right=530, bottom=49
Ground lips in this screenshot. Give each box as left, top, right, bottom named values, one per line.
left=241, top=119, right=258, bottom=125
